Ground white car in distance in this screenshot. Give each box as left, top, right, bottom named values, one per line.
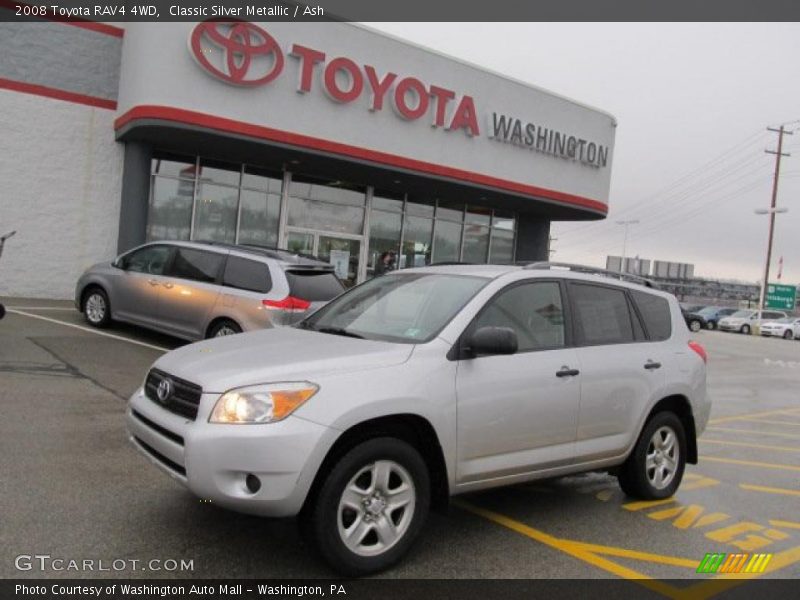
left=760, top=317, right=800, bottom=340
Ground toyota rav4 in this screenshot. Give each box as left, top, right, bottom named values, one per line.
left=126, top=263, right=709, bottom=575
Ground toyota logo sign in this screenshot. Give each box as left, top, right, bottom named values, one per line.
left=190, top=21, right=284, bottom=86
left=156, top=378, right=173, bottom=403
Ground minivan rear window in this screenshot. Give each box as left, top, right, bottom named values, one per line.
left=223, top=256, right=272, bottom=293
left=285, top=270, right=345, bottom=301
left=631, top=290, right=672, bottom=341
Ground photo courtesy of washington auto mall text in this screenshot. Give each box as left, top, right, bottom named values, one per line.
left=2, top=0, right=800, bottom=599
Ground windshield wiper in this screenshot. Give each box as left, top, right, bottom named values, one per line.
left=315, top=326, right=365, bottom=339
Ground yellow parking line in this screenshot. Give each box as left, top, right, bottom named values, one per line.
left=567, top=540, right=698, bottom=568
left=739, top=484, right=800, bottom=498
left=709, top=407, right=800, bottom=425
left=700, top=439, right=800, bottom=453
left=770, top=520, right=800, bottom=530
left=742, top=418, right=800, bottom=427
left=706, top=427, right=800, bottom=440
left=701, top=456, right=800, bottom=472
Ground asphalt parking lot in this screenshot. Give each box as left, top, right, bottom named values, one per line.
left=2, top=298, right=799, bottom=591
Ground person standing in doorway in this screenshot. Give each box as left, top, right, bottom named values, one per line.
left=374, top=250, right=397, bottom=276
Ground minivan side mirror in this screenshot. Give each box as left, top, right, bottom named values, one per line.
left=467, top=326, right=518, bottom=357
left=113, top=256, right=127, bottom=270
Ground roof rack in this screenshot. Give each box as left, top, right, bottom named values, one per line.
left=522, top=261, right=658, bottom=289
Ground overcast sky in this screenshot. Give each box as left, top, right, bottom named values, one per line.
left=368, top=23, right=800, bottom=284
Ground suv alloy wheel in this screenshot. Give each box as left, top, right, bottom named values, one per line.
left=618, top=412, right=687, bottom=499
left=306, top=437, right=430, bottom=575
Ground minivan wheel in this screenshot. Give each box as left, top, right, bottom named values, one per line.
left=784, top=330, right=794, bottom=340
left=207, top=319, right=242, bottom=338
left=307, top=437, right=430, bottom=576
left=689, top=319, right=702, bottom=332
left=617, top=412, right=686, bottom=500
left=83, top=288, right=111, bottom=328
left=741, top=324, right=751, bottom=335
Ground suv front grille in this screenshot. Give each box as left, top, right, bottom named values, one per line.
left=144, top=368, right=202, bottom=421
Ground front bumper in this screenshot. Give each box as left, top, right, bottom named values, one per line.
left=126, top=387, right=337, bottom=517
left=760, top=329, right=783, bottom=337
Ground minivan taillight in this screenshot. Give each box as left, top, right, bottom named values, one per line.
left=688, top=341, right=707, bottom=364
left=262, top=296, right=311, bottom=313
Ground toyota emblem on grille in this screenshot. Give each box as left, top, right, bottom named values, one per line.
left=156, top=378, right=173, bottom=403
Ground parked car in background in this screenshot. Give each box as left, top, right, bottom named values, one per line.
left=127, top=263, right=709, bottom=575
left=718, top=309, right=788, bottom=334
left=75, top=242, right=344, bottom=340
left=681, top=309, right=707, bottom=332
left=696, top=306, right=738, bottom=330
left=760, top=317, right=800, bottom=340
left=680, top=303, right=707, bottom=314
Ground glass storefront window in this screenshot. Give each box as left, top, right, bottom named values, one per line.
left=368, top=210, right=402, bottom=276
left=198, top=160, right=241, bottom=187
left=401, top=215, right=433, bottom=268
left=489, top=228, right=515, bottom=264
left=466, top=206, right=492, bottom=226
left=238, top=188, right=280, bottom=247
left=242, top=166, right=283, bottom=193
left=492, top=211, right=515, bottom=231
left=288, top=176, right=365, bottom=235
left=462, top=224, right=490, bottom=263
left=290, top=175, right=366, bottom=206
left=372, top=192, right=404, bottom=213
left=192, top=183, right=238, bottom=243
left=436, top=200, right=464, bottom=222
left=432, top=219, right=462, bottom=263
left=152, top=156, right=196, bottom=178
left=147, top=176, right=194, bottom=241
left=406, top=197, right=435, bottom=218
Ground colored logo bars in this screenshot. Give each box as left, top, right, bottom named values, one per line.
left=696, top=552, right=773, bottom=574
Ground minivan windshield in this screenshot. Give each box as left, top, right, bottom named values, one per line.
left=299, top=273, right=488, bottom=343
left=730, top=310, right=755, bottom=318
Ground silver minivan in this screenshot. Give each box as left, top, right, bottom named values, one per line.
left=75, top=241, right=344, bottom=340
left=127, top=263, right=709, bottom=575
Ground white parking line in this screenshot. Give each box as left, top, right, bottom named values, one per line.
left=5, top=306, right=76, bottom=311
left=7, top=309, right=170, bottom=352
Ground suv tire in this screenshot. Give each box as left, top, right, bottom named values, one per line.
left=306, top=437, right=430, bottom=576
left=618, top=411, right=686, bottom=500
left=83, top=287, right=111, bottom=328
left=207, top=319, right=242, bottom=338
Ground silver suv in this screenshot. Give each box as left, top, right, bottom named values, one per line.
left=126, top=263, right=709, bottom=575
left=75, top=241, right=344, bottom=340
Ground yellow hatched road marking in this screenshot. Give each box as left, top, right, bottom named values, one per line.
left=700, top=438, right=800, bottom=453
left=741, top=418, right=800, bottom=427
left=739, top=483, right=800, bottom=498
left=706, top=426, right=800, bottom=440
left=770, top=519, right=800, bottom=530
left=701, top=456, right=800, bottom=472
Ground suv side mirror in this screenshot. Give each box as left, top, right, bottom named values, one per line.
left=468, top=326, right=518, bottom=357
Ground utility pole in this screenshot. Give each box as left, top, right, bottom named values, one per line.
left=758, top=125, right=793, bottom=317
left=616, top=220, right=639, bottom=273
left=548, top=235, right=557, bottom=258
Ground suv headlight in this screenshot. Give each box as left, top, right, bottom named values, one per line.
left=209, top=382, right=319, bottom=424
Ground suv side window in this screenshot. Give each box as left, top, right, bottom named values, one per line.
left=570, top=283, right=636, bottom=346
left=124, top=245, right=172, bottom=275
left=168, top=248, right=224, bottom=283
left=630, top=290, right=672, bottom=341
left=471, top=281, right=566, bottom=351
left=223, top=256, right=272, bottom=293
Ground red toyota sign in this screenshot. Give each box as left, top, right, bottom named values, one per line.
left=189, top=21, right=284, bottom=87
left=188, top=21, right=480, bottom=136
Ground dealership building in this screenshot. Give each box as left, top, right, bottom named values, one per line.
left=0, top=18, right=616, bottom=298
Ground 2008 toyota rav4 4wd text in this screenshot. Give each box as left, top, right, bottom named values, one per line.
left=127, top=263, right=709, bottom=575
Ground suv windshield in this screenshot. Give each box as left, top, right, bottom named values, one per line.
left=300, top=273, right=488, bottom=343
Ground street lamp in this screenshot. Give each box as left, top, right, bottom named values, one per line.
left=616, top=219, right=639, bottom=274
left=754, top=207, right=789, bottom=318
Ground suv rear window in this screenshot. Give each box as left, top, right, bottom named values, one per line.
left=631, top=290, right=672, bottom=341
left=570, top=283, right=636, bottom=345
left=223, top=256, right=272, bottom=293
left=285, top=270, right=344, bottom=301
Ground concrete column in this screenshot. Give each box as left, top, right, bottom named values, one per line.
left=514, top=214, right=550, bottom=262
left=116, top=142, right=152, bottom=253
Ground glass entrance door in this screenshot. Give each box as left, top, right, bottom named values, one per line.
left=286, top=229, right=361, bottom=288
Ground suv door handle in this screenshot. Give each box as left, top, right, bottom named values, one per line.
left=147, top=279, right=159, bottom=286
left=644, top=360, right=662, bottom=370
left=556, top=367, right=580, bottom=378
